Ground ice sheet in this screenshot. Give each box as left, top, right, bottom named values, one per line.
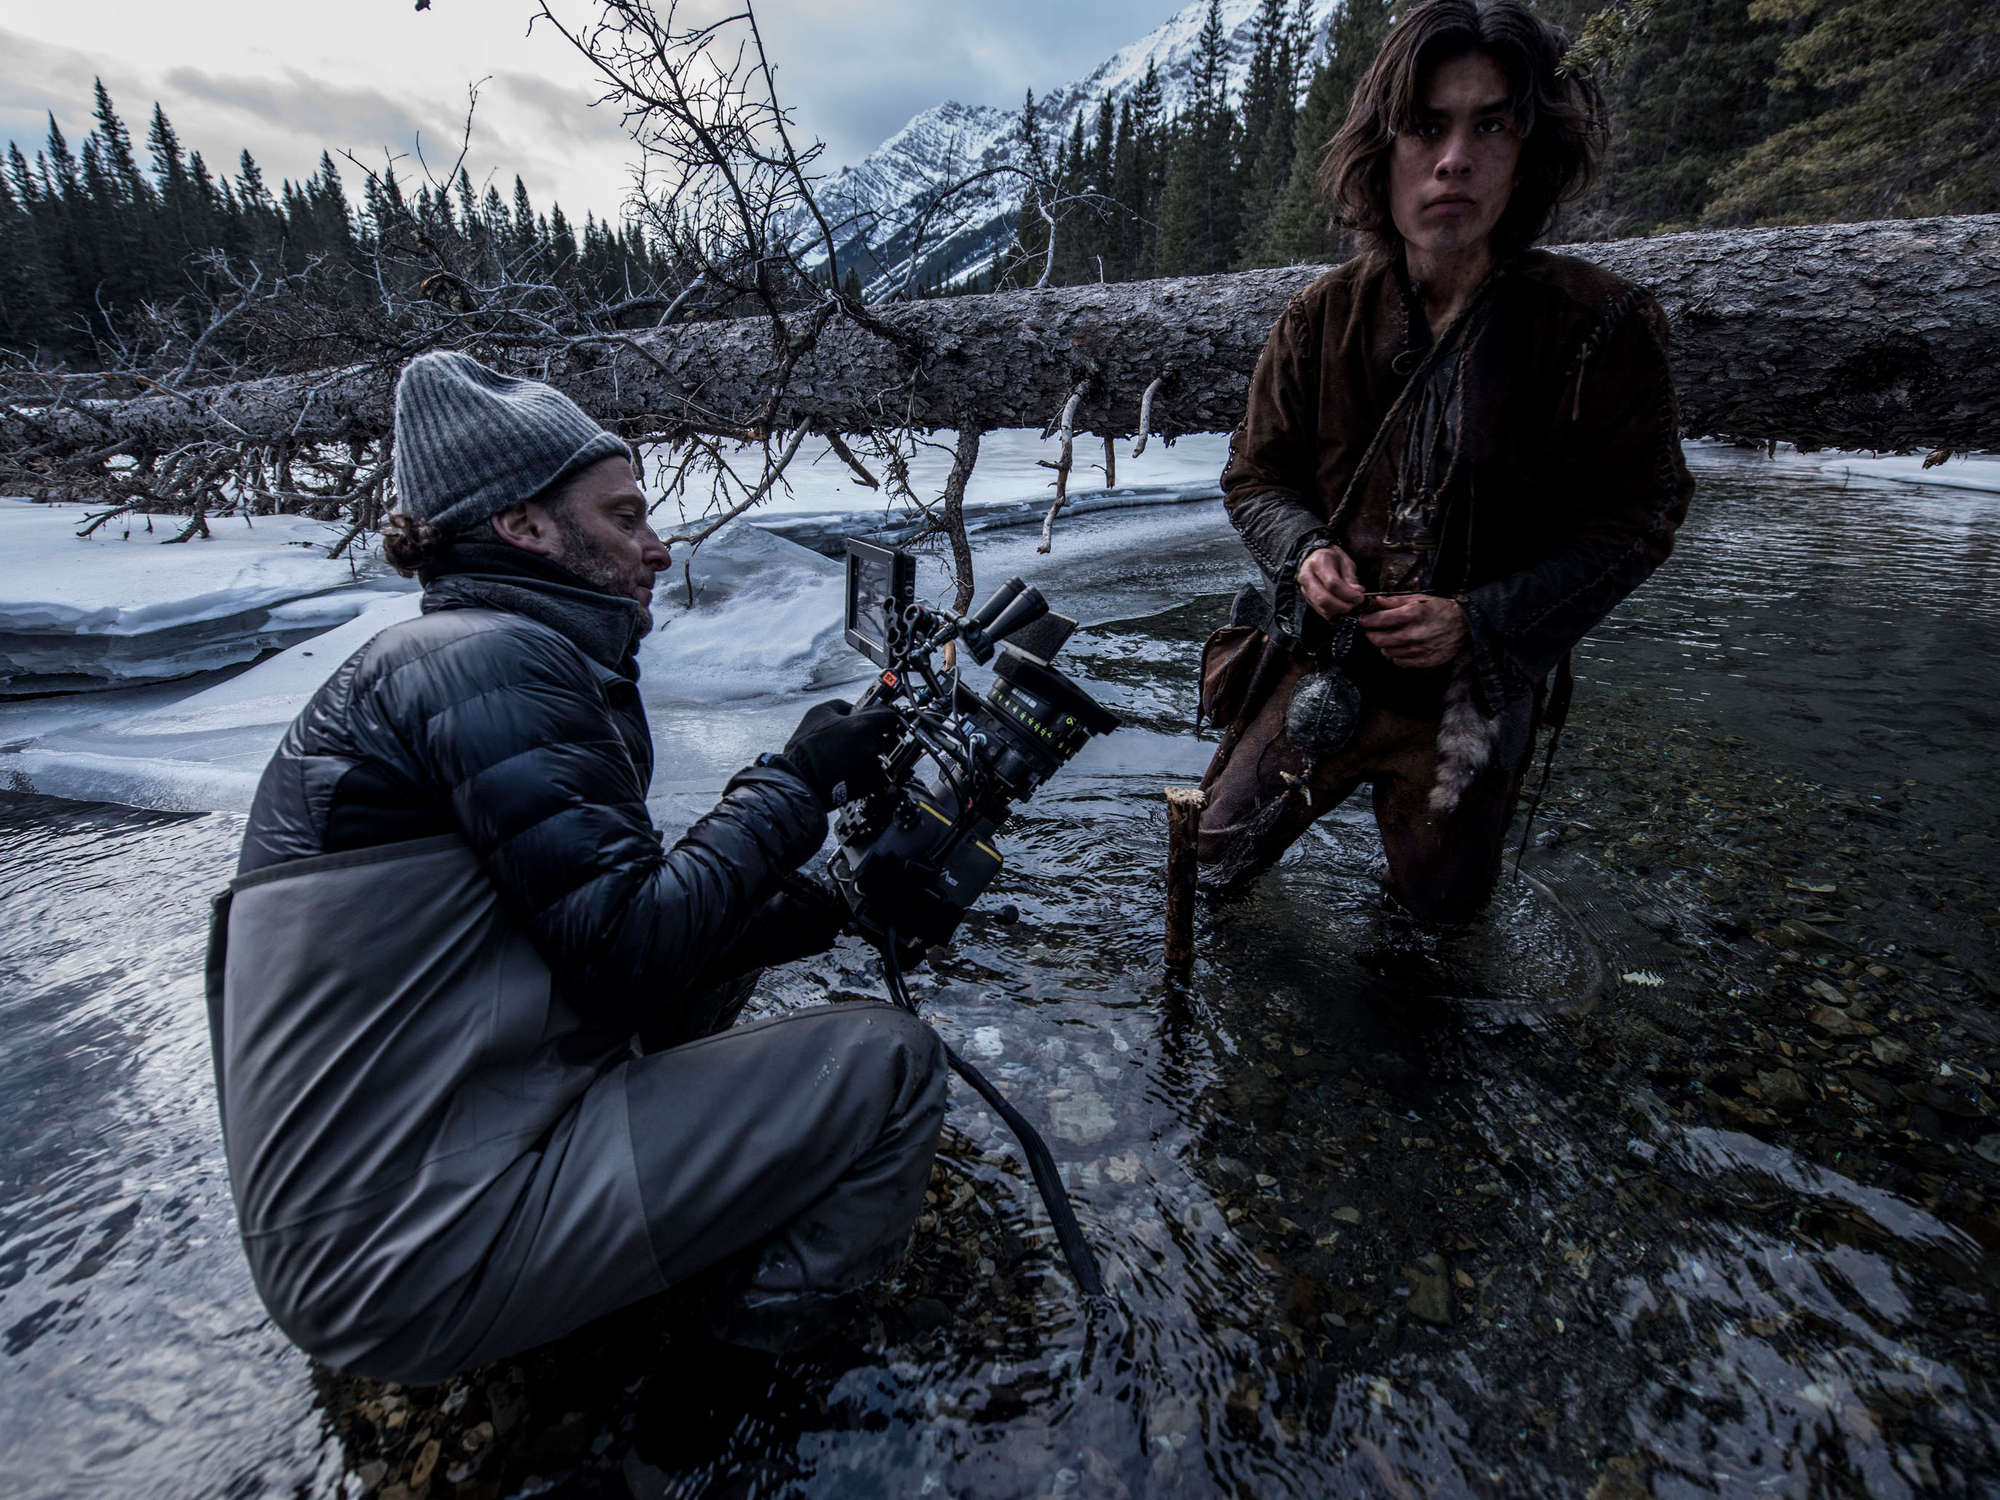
left=1685, top=442, right=2000, bottom=496
left=645, top=519, right=870, bottom=702
left=0, top=501, right=391, bottom=631
left=0, top=476, right=1238, bottom=814
left=4, top=594, right=423, bottom=812
left=1, top=523, right=869, bottom=812
left=0, top=499, right=410, bottom=693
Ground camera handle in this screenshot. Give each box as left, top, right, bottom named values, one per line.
left=878, top=932, right=1106, bottom=1300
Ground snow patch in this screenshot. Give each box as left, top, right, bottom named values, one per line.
left=0, top=499, right=410, bottom=693
left=1684, top=442, right=2000, bottom=497
left=646, top=520, right=866, bottom=701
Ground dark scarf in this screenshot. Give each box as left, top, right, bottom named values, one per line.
left=420, top=538, right=652, bottom=679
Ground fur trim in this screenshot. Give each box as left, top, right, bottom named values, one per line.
left=1429, top=654, right=1500, bottom=819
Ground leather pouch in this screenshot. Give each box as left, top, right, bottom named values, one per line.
left=1198, top=623, right=1265, bottom=735
left=1196, top=583, right=1282, bottom=735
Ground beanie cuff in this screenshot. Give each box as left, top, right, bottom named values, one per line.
left=427, top=430, right=634, bottom=534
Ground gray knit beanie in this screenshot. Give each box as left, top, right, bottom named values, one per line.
left=390, top=351, right=632, bottom=532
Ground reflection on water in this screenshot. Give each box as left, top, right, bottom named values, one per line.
left=0, top=798, right=333, bottom=1497
left=1, top=446, right=1997, bottom=1497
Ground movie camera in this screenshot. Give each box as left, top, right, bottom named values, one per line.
left=818, top=538, right=1120, bottom=952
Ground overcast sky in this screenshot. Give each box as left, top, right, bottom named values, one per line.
left=0, top=0, right=1174, bottom=225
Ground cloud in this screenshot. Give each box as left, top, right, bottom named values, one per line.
left=0, top=27, right=133, bottom=160
left=2, top=2, right=1176, bottom=220
left=741, top=0, right=1173, bottom=165
left=163, top=65, right=440, bottom=159
left=488, top=70, right=629, bottom=152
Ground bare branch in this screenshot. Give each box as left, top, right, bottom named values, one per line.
left=1036, top=382, right=1087, bottom=554
left=665, top=422, right=809, bottom=548
left=1132, top=375, right=1163, bottom=457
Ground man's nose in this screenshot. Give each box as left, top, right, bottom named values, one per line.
left=1436, top=128, right=1476, bottom=176
left=640, top=527, right=671, bottom=570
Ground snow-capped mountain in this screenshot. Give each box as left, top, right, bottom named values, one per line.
left=808, top=0, right=1338, bottom=297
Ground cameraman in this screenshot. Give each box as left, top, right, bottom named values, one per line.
left=206, top=352, right=945, bottom=1383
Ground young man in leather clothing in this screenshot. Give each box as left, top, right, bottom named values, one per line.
left=1198, top=0, right=1692, bottom=922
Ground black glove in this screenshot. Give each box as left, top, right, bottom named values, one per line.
left=779, top=698, right=899, bottom=808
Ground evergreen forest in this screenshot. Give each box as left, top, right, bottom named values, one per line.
left=996, top=0, right=1999, bottom=288
left=3, top=0, right=1995, bottom=369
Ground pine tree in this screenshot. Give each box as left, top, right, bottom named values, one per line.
left=548, top=203, right=577, bottom=271
left=147, top=104, right=189, bottom=199
left=1260, top=0, right=1393, bottom=265
left=42, top=115, right=82, bottom=202
left=999, top=90, right=1051, bottom=288
left=1235, top=0, right=1304, bottom=266
left=511, top=175, right=537, bottom=262
left=0, top=156, right=62, bottom=350
left=1133, top=59, right=1168, bottom=276
left=1157, top=0, right=1242, bottom=276
left=1703, top=0, right=2000, bottom=224
left=307, top=152, right=356, bottom=258
left=91, top=81, right=151, bottom=208
left=8, top=145, right=39, bottom=209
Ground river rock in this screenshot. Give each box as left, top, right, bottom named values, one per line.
left=1870, top=1036, right=1913, bottom=1066
left=1049, top=1091, right=1115, bottom=1145
left=1810, top=1005, right=1874, bottom=1038
left=1845, top=1070, right=1901, bottom=1108
left=1403, top=1255, right=1452, bottom=1326
left=1755, top=1068, right=1811, bottom=1111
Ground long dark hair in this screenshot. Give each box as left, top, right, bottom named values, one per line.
left=1317, top=0, right=1606, bottom=261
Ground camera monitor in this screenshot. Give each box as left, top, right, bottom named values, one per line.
left=843, top=538, right=917, bottom=667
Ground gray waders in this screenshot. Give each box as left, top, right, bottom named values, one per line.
left=207, top=834, right=945, bottom=1384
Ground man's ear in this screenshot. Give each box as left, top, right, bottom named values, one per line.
left=490, top=500, right=560, bottom=558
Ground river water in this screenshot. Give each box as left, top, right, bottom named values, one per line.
left=2, top=446, right=1996, bottom=1498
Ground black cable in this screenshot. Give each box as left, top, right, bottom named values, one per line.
left=880, top=933, right=1105, bottom=1299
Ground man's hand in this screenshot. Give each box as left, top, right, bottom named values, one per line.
left=1361, top=594, right=1467, bottom=669
left=781, top=698, right=900, bottom=808
left=1298, top=545, right=1366, bottom=618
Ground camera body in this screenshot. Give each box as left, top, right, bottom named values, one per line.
left=825, top=539, right=1120, bottom=950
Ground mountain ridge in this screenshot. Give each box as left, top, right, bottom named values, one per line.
left=807, top=0, right=1338, bottom=296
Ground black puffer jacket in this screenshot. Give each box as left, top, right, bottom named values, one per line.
left=238, top=546, right=829, bottom=1033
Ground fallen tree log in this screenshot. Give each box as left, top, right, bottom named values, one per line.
left=6, top=215, right=1997, bottom=465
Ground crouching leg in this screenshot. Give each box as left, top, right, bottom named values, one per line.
left=626, top=1001, right=947, bottom=1350
left=369, top=1002, right=943, bottom=1380
left=1370, top=695, right=1539, bottom=924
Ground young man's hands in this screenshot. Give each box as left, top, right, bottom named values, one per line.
left=1297, top=545, right=1467, bottom=669
left=1297, top=544, right=1366, bottom=617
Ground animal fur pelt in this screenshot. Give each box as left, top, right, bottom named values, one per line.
left=1429, top=654, right=1500, bottom=818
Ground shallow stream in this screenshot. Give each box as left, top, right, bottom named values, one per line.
left=2, top=447, right=1996, bottom=1498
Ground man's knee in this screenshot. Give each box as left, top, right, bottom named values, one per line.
left=796, top=1002, right=946, bottom=1140
left=869, top=1005, right=947, bottom=1125
left=1379, top=813, right=1507, bottom=923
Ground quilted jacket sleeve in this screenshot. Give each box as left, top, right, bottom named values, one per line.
left=370, top=619, right=827, bottom=1028
left=1458, top=295, right=1694, bottom=707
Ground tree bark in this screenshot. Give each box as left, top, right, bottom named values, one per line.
left=8, top=215, right=1997, bottom=461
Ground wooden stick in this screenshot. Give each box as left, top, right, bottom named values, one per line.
left=1164, top=786, right=1206, bottom=971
